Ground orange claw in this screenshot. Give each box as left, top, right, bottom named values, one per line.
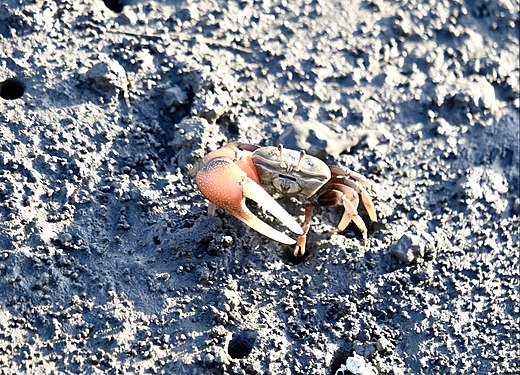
left=196, top=156, right=303, bottom=244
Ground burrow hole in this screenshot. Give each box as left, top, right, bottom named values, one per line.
left=102, top=0, right=124, bottom=13
left=283, top=247, right=312, bottom=265
left=227, top=330, right=257, bottom=359
left=0, top=78, right=25, bottom=100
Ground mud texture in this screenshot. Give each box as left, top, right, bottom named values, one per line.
left=0, top=0, right=519, bottom=374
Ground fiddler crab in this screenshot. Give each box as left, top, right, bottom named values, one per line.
left=195, top=142, right=377, bottom=256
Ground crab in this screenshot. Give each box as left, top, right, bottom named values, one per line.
left=195, top=142, right=377, bottom=256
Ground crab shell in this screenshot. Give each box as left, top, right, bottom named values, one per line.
left=252, top=146, right=331, bottom=198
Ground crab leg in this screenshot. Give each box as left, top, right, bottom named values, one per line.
left=330, top=165, right=373, bottom=189
left=328, top=166, right=377, bottom=222
left=294, top=204, right=313, bottom=257
left=345, top=180, right=378, bottom=222
left=317, top=184, right=367, bottom=240
left=196, top=157, right=303, bottom=244
left=345, top=169, right=372, bottom=189
left=338, top=198, right=367, bottom=240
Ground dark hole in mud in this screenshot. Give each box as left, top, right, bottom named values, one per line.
left=283, top=246, right=311, bottom=265
left=227, top=330, right=257, bottom=359
left=216, top=114, right=239, bottom=138
left=102, top=0, right=124, bottom=13
left=0, top=78, right=25, bottom=100
left=163, top=84, right=195, bottom=126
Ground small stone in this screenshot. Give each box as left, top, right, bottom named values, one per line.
left=345, top=353, right=367, bottom=374
left=221, top=235, right=233, bottom=246
left=376, top=337, right=390, bottom=351
left=116, top=8, right=138, bottom=25
left=278, top=120, right=364, bottom=158
left=391, top=233, right=423, bottom=264
left=395, top=15, right=413, bottom=36
left=86, top=60, right=127, bottom=93
left=59, top=232, right=73, bottom=248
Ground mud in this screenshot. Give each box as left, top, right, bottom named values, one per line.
left=0, top=0, right=518, bottom=374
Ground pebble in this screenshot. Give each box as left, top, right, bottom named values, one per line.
left=336, top=353, right=376, bottom=375
left=278, top=120, right=364, bottom=158
left=85, top=59, right=127, bottom=93
left=345, top=354, right=366, bottom=374
left=376, top=337, right=390, bottom=351
left=58, top=232, right=74, bottom=248
left=391, top=232, right=434, bottom=265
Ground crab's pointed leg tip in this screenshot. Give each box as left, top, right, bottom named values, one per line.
left=293, top=235, right=307, bottom=257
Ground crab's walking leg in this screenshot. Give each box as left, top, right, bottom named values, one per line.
left=338, top=198, right=367, bottom=241
left=318, top=184, right=367, bottom=241
left=196, top=157, right=303, bottom=244
left=294, top=204, right=314, bottom=257
left=345, top=180, right=377, bottom=222
left=329, top=165, right=372, bottom=189
left=207, top=202, right=218, bottom=217
left=328, top=166, right=377, bottom=222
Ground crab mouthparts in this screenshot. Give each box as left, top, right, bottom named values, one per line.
left=272, top=175, right=301, bottom=195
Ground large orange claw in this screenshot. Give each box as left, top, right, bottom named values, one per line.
left=196, top=157, right=303, bottom=244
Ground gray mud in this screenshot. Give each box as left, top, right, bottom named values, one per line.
left=0, top=0, right=519, bottom=374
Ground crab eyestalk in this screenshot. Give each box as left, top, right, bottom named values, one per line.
left=294, top=150, right=305, bottom=172
left=277, top=144, right=287, bottom=168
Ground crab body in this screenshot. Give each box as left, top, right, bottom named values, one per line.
left=195, top=142, right=377, bottom=256
left=252, top=146, right=331, bottom=198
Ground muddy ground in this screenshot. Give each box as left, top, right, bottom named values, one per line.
left=0, top=0, right=519, bottom=374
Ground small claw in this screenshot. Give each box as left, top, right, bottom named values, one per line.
left=196, top=157, right=302, bottom=245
